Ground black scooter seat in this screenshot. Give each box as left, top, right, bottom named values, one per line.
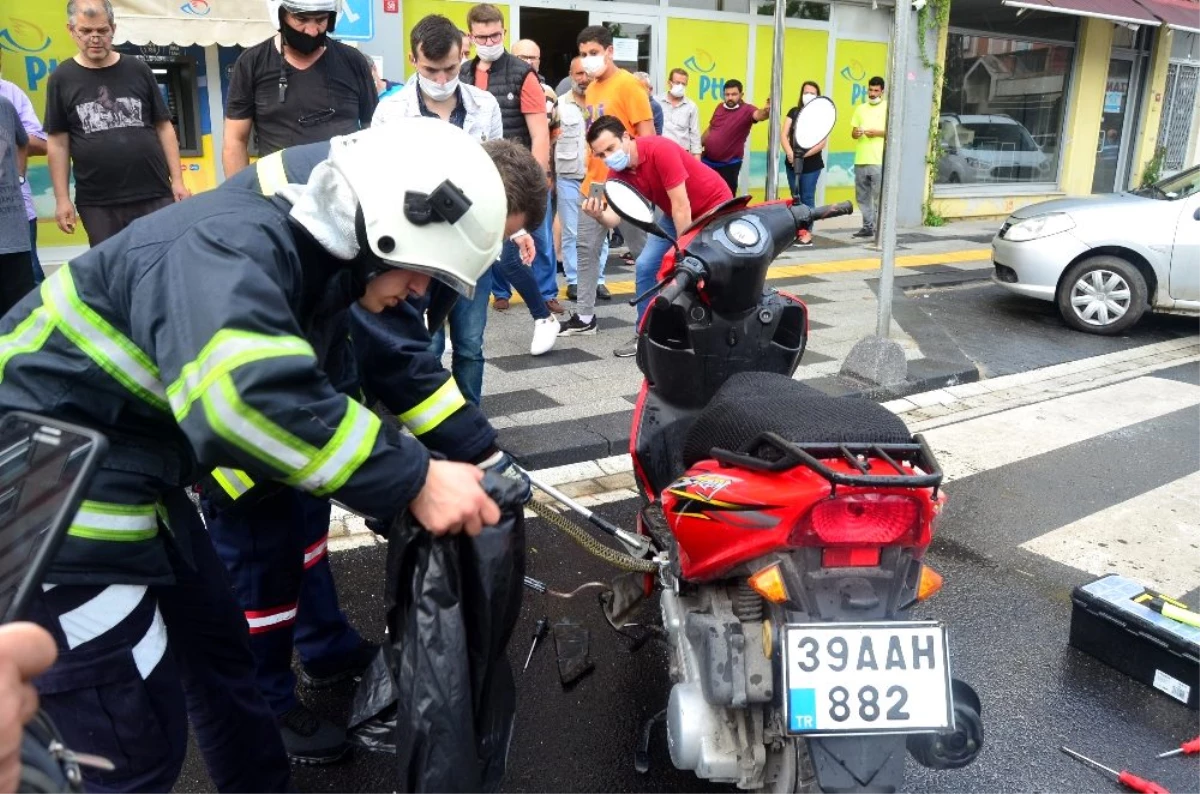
left=682, top=372, right=912, bottom=467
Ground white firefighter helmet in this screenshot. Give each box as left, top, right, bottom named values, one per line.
left=266, top=0, right=339, bottom=31
left=325, top=119, right=508, bottom=298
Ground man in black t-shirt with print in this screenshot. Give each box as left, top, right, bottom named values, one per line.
left=45, top=0, right=190, bottom=247
left=222, top=0, right=377, bottom=178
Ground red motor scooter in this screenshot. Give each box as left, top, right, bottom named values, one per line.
left=597, top=98, right=984, bottom=792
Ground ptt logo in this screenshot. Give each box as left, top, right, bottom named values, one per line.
left=840, top=60, right=874, bottom=105
left=683, top=50, right=716, bottom=74
left=181, top=1, right=212, bottom=16
left=0, top=18, right=52, bottom=54
left=840, top=61, right=866, bottom=83
left=0, top=18, right=59, bottom=93
left=683, top=51, right=731, bottom=101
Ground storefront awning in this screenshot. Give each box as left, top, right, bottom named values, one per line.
left=1001, top=0, right=1161, bottom=27
left=1132, top=0, right=1200, bottom=32
left=112, top=0, right=275, bottom=48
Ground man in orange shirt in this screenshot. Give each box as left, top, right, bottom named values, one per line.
left=557, top=25, right=654, bottom=341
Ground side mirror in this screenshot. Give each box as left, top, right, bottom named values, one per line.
left=792, top=95, right=837, bottom=150
left=604, top=181, right=676, bottom=243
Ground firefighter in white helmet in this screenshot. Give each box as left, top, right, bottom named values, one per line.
left=0, top=117, right=548, bottom=793
left=223, top=0, right=377, bottom=177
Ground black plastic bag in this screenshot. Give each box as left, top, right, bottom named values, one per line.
left=347, top=471, right=526, bottom=793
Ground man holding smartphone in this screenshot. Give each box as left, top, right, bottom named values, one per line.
left=582, top=116, right=731, bottom=355
left=850, top=76, right=887, bottom=239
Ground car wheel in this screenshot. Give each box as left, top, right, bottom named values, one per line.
left=948, top=172, right=961, bottom=184
left=1056, top=255, right=1147, bottom=335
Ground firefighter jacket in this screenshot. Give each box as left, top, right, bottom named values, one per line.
left=0, top=188, right=433, bottom=585
left=200, top=144, right=497, bottom=508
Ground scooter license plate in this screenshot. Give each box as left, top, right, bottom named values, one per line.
left=782, top=621, right=954, bottom=736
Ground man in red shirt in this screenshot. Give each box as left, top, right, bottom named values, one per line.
left=701, top=79, right=770, bottom=193
left=583, top=114, right=732, bottom=356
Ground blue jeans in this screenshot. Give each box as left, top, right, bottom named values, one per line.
left=787, top=163, right=822, bottom=229
left=490, top=239, right=551, bottom=320
left=557, top=177, right=607, bottom=286
left=431, top=266, right=492, bottom=406
left=634, top=216, right=678, bottom=324
left=531, top=193, right=558, bottom=299
left=29, top=219, right=43, bottom=284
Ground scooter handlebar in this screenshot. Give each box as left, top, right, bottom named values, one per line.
left=653, top=269, right=696, bottom=310
left=791, top=200, right=854, bottom=230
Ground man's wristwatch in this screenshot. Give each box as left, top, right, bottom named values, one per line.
left=18, top=175, right=26, bottom=185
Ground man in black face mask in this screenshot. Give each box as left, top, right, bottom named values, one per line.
left=222, top=0, right=378, bottom=178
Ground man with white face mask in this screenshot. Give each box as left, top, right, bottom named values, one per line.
left=658, top=67, right=701, bottom=158
left=373, top=15, right=513, bottom=404
left=459, top=4, right=561, bottom=354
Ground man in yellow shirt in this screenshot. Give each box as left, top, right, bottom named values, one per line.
left=850, top=76, right=886, bottom=238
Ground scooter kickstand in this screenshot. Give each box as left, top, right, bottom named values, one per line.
left=634, top=708, right=668, bottom=774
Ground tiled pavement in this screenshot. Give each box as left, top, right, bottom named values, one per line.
left=461, top=218, right=1000, bottom=467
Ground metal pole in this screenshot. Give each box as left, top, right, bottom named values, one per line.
left=764, top=0, right=787, bottom=199
left=875, top=0, right=912, bottom=338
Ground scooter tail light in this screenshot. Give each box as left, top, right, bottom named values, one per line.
left=790, top=493, right=925, bottom=546
left=748, top=564, right=788, bottom=604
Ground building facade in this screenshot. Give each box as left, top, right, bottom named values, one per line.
left=928, top=0, right=1200, bottom=221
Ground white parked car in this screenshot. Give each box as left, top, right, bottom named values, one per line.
left=991, top=165, right=1200, bottom=334
left=938, top=114, right=1052, bottom=184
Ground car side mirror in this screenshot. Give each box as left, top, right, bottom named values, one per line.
left=1194, top=207, right=1200, bottom=221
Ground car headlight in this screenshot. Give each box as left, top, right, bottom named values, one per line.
left=1002, top=213, right=1075, bottom=242
left=965, top=157, right=988, bottom=169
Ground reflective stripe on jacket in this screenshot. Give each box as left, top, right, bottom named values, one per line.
left=0, top=189, right=431, bottom=585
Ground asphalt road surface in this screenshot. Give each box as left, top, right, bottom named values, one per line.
left=178, top=367, right=1200, bottom=792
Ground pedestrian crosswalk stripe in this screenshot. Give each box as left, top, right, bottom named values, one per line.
left=922, top=376, right=1200, bottom=483
left=1019, top=471, right=1200, bottom=596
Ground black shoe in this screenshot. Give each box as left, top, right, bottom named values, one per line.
left=298, top=639, right=378, bottom=689
left=558, top=313, right=598, bottom=336
left=597, top=284, right=612, bottom=300
left=277, top=705, right=350, bottom=766
left=852, top=227, right=874, bottom=239
left=566, top=283, right=577, bottom=301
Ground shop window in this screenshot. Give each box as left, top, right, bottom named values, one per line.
left=669, top=0, right=752, bottom=12
left=668, top=0, right=828, bottom=18
left=755, top=1, right=830, bottom=21
left=936, top=33, right=1073, bottom=187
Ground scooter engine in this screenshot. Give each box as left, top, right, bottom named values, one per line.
left=660, top=582, right=781, bottom=790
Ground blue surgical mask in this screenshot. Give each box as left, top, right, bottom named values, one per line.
left=605, top=147, right=630, bottom=172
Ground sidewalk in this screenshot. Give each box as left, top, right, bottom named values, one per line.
left=471, top=218, right=1000, bottom=468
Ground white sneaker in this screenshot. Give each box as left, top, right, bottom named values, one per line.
left=531, top=315, right=560, bottom=356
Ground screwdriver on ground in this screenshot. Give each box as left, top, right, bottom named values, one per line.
left=1158, top=737, right=1200, bottom=759
left=1061, top=747, right=1170, bottom=793
left=522, top=617, right=550, bottom=673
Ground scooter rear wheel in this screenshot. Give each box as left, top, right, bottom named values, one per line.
left=762, top=740, right=818, bottom=793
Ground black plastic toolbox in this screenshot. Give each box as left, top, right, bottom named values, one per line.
left=1069, top=574, right=1199, bottom=710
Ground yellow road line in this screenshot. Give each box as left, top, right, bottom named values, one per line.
left=501, top=248, right=992, bottom=304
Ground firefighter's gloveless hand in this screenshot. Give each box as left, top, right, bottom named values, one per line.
left=410, top=460, right=502, bottom=536
left=0, top=623, right=57, bottom=794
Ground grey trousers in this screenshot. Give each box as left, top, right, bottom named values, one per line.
left=575, top=213, right=646, bottom=316
left=855, top=164, right=883, bottom=231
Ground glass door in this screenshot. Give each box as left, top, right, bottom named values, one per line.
left=587, top=12, right=658, bottom=84
left=1092, top=56, right=1134, bottom=194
